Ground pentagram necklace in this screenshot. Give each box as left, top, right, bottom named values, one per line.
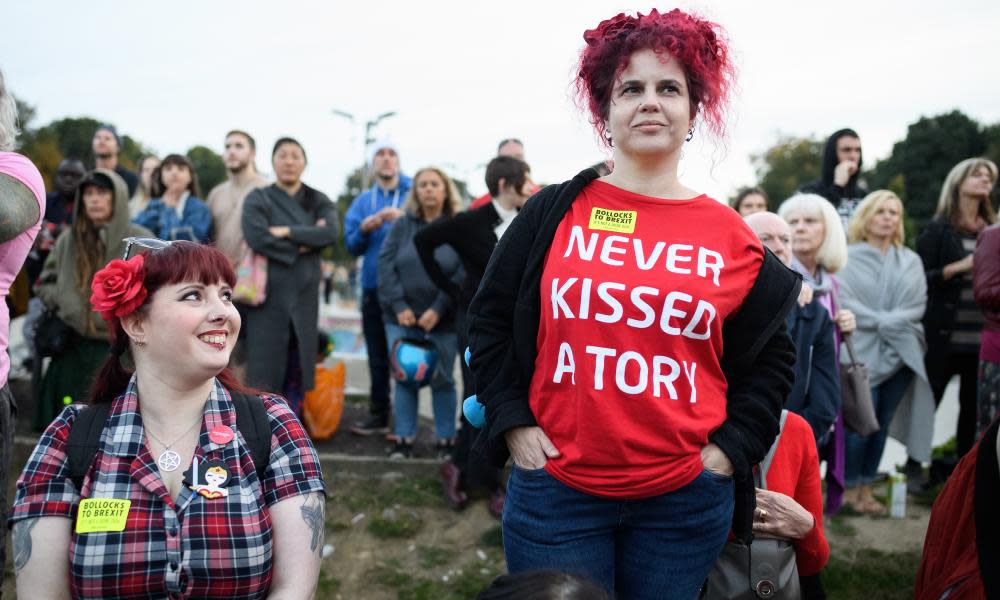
left=144, top=415, right=203, bottom=472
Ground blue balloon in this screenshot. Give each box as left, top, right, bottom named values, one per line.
left=464, top=347, right=472, bottom=367
left=391, top=338, right=439, bottom=389
left=463, top=394, right=486, bottom=428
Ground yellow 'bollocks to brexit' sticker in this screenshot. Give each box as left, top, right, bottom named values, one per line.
left=76, top=498, right=131, bottom=533
left=588, top=207, right=637, bottom=234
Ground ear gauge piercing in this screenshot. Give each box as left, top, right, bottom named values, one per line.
left=685, top=127, right=695, bottom=142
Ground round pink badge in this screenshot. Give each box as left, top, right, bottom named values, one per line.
left=209, top=425, right=234, bottom=445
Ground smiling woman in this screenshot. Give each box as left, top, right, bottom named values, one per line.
left=10, top=241, right=327, bottom=599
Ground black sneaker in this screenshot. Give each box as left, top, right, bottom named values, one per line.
left=435, top=439, right=455, bottom=461
left=350, top=414, right=389, bottom=436
left=388, top=440, right=413, bottom=460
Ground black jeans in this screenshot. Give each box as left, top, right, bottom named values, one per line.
left=1, top=383, right=15, bottom=597
left=930, top=352, right=979, bottom=458
left=361, top=289, right=391, bottom=418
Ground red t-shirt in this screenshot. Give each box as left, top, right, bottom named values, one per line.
left=530, top=179, right=764, bottom=498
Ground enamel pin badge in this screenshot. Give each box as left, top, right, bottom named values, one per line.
left=185, top=457, right=232, bottom=499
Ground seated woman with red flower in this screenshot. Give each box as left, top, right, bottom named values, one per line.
left=33, top=169, right=152, bottom=430
left=10, top=240, right=326, bottom=599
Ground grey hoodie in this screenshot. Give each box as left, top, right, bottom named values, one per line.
left=36, top=168, right=152, bottom=339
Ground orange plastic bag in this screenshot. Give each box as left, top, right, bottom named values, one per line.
left=302, top=362, right=345, bottom=441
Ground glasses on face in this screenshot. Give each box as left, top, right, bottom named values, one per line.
left=122, top=237, right=173, bottom=260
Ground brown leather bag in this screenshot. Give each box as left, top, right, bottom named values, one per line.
left=840, top=333, right=879, bottom=436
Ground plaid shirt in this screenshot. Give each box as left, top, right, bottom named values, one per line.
left=9, top=378, right=325, bottom=599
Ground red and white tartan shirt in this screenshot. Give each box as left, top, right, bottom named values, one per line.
left=9, top=378, right=326, bottom=599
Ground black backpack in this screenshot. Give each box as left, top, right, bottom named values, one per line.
left=65, top=392, right=271, bottom=491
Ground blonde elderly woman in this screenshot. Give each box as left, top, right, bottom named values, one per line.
left=778, top=193, right=856, bottom=512
left=838, top=191, right=933, bottom=514
left=917, top=158, right=998, bottom=460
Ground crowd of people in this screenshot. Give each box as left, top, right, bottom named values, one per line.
left=0, top=6, right=998, bottom=599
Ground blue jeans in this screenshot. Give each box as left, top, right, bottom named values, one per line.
left=844, top=367, right=914, bottom=486
left=503, top=465, right=734, bottom=600
left=384, top=323, right=457, bottom=440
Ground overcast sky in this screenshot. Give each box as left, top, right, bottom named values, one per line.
left=4, top=0, right=999, bottom=201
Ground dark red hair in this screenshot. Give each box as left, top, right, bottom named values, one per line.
left=89, top=242, right=255, bottom=404
left=575, top=8, right=735, bottom=146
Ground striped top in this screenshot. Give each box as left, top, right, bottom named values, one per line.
left=951, top=233, right=984, bottom=353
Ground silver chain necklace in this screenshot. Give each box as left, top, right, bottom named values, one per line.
left=144, top=416, right=202, bottom=472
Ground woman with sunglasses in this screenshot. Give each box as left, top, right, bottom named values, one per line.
left=33, top=169, right=152, bottom=430
left=11, top=240, right=326, bottom=599
left=241, top=137, right=339, bottom=417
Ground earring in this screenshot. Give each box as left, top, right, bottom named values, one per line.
left=134, top=339, right=146, bottom=348
left=603, top=130, right=614, bottom=146
left=685, top=127, right=694, bottom=142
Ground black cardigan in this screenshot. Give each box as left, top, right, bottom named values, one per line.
left=916, top=216, right=976, bottom=360
left=466, top=167, right=801, bottom=541
left=413, top=201, right=501, bottom=308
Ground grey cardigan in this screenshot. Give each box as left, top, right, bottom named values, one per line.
left=377, top=213, right=463, bottom=331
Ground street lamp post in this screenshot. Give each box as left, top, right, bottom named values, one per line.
left=331, top=109, right=398, bottom=189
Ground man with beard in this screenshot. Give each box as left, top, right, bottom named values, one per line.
left=344, top=140, right=411, bottom=435
left=91, top=124, right=138, bottom=196
left=206, top=130, right=269, bottom=377
left=207, top=130, right=269, bottom=267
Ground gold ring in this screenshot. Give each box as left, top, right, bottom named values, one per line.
left=757, top=508, right=769, bottom=522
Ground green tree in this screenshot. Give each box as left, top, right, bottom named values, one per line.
left=870, top=110, right=985, bottom=224
left=329, top=166, right=366, bottom=263
left=750, top=135, right=824, bottom=206
left=186, top=145, right=226, bottom=196
left=982, top=122, right=1000, bottom=168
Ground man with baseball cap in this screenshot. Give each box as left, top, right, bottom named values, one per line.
left=92, top=124, right=138, bottom=196
left=344, top=140, right=412, bottom=434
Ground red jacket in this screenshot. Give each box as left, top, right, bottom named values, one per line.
left=916, top=418, right=1000, bottom=600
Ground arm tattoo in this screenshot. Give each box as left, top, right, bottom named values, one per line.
left=0, top=173, right=41, bottom=244
left=13, top=518, right=39, bottom=574
left=299, top=494, right=325, bottom=554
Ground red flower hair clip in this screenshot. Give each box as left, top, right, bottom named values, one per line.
left=90, top=255, right=148, bottom=322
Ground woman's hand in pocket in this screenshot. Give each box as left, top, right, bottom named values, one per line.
left=505, top=426, right=560, bottom=470
left=700, top=443, right=734, bottom=477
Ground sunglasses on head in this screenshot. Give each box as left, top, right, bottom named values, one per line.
left=121, top=237, right=174, bottom=260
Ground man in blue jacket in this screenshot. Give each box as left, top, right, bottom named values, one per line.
left=344, top=140, right=411, bottom=434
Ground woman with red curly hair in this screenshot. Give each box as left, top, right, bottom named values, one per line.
left=10, top=241, right=326, bottom=599
left=466, top=9, right=801, bottom=598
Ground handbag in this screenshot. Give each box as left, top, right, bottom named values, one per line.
left=35, top=309, right=78, bottom=357
left=233, top=242, right=268, bottom=306
left=702, top=411, right=801, bottom=600
left=840, top=333, right=879, bottom=436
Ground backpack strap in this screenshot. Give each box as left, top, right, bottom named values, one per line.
left=230, top=391, right=272, bottom=485
left=66, top=403, right=111, bottom=491
left=756, top=409, right=789, bottom=490
left=66, top=393, right=272, bottom=490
